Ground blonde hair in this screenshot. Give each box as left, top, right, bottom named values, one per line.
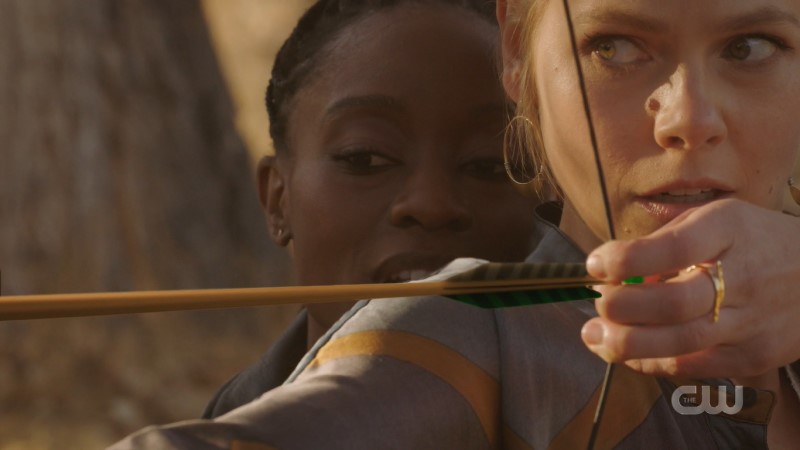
left=503, top=1, right=555, bottom=195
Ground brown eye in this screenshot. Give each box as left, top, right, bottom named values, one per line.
left=463, top=158, right=507, bottom=181
left=725, top=36, right=779, bottom=62
left=348, top=153, right=389, bottom=167
left=332, top=150, right=397, bottom=174
left=597, top=41, right=616, bottom=60
left=592, top=38, right=647, bottom=64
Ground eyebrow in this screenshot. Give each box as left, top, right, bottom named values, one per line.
left=573, top=5, right=800, bottom=34
left=573, top=8, right=669, bottom=33
left=324, top=95, right=510, bottom=122
left=718, top=6, right=800, bottom=31
left=324, top=95, right=405, bottom=121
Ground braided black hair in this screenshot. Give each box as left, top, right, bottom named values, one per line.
left=267, top=0, right=497, bottom=156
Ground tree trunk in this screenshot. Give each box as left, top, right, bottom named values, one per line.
left=0, top=0, right=293, bottom=446
left=0, top=1, right=289, bottom=294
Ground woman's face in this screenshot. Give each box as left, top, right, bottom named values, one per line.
left=529, top=0, right=800, bottom=250
left=267, top=5, right=537, bottom=285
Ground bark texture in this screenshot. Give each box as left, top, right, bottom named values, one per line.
left=0, top=1, right=289, bottom=294
left=0, top=1, right=295, bottom=447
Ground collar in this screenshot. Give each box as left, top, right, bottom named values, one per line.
left=527, top=202, right=587, bottom=264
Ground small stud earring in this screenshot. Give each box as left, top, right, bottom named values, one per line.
left=275, top=227, right=291, bottom=246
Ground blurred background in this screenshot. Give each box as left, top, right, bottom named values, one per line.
left=0, top=0, right=313, bottom=448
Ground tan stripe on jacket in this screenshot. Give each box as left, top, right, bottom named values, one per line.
left=308, top=330, right=500, bottom=447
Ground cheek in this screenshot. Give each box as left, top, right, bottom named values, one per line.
left=292, top=185, right=378, bottom=238
left=731, top=103, right=800, bottom=206
left=532, top=22, right=600, bottom=197
left=733, top=67, right=800, bottom=202
left=537, top=64, right=600, bottom=206
left=742, top=150, right=797, bottom=207
left=534, top=48, right=652, bottom=241
left=285, top=166, right=380, bottom=281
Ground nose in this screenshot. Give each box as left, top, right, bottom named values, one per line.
left=649, top=65, right=727, bottom=151
left=389, top=164, right=473, bottom=232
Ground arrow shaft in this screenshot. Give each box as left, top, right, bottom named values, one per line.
left=0, top=278, right=602, bottom=321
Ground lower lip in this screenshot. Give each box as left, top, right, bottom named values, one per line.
left=635, top=193, right=727, bottom=222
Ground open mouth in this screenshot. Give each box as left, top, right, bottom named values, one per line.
left=648, top=188, right=718, bottom=203
left=373, top=253, right=455, bottom=284
left=636, top=183, right=733, bottom=222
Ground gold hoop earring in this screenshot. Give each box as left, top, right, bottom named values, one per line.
left=503, top=115, right=542, bottom=185
left=790, top=177, right=800, bottom=206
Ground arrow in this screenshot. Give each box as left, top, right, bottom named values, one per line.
left=0, top=262, right=602, bottom=321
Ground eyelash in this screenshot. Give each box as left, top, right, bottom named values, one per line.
left=722, top=33, right=792, bottom=60
left=581, top=33, right=637, bottom=55
left=579, top=33, right=649, bottom=73
left=331, top=150, right=507, bottom=182
left=331, top=148, right=397, bottom=174
left=460, top=157, right=508, bottom=181
left=739, top=33, right=791, bottom=50
left=580, top=32, right=793, bottom=67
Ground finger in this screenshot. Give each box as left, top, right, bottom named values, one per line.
left=586, top=201, right=737, bottom=281
left=622, top=345, right=766, bottom=379
left=581, top=313, right=733, bottom=363
left=594, top=270, right=717, bottom=325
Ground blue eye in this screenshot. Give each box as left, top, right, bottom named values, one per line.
left=592, top=37, right=648, bottom=65
left=723, top=36, right=782, bottom=63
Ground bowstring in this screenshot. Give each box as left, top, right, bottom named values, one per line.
left=559, top=1, right=618, bottom=449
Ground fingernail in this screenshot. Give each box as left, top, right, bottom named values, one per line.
left=582, top=322, right=605, bottom=346
left=586, top=254, right=606, bottom=279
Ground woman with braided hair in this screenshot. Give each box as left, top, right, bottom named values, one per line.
left=201, top=0, right=540, bottom=419
left=112, top=0, right=800, bottom=448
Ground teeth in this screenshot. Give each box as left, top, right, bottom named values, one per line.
left=386, top=270, right=433, bottom=283
left=662, top=188, right=712, bottom=196
left=652, top=190, right=716, bottom=203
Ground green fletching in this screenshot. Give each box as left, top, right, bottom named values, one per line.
left=446, top=286, right=601, bottom=309
left=439, top=262, right=602, bottom=309
left=623, top=276, right=644, bottom=285
left=446, top=262, right=590, bottom=282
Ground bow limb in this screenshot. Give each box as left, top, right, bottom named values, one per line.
left=558, top=1, right=619, bottom=449
left=495, top=1, right=618, bottom=446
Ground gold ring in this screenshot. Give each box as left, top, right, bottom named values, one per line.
left=686, top=261, right=725, bottom=323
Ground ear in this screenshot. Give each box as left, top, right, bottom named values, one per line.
left=497, top=0, right=525, bottom=103
left=257, top=155, right=292, bottom=246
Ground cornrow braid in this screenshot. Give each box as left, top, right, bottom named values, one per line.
left=266, top=0, right=497, bottom=156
